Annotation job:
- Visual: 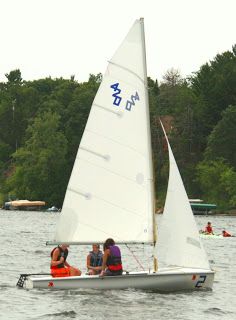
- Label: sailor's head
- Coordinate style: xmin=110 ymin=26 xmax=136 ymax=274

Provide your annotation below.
xmin=92 ymin=243 xmax=100 ymax=251
xmin=103 ymin=238 xmax=115 ymax=250
xmin=207 ymin=222 xmax=211 ymax=225
xmin=60 ymin=244 xmax=69 ymax=250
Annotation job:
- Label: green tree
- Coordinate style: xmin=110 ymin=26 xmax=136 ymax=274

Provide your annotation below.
xmin=204 ymin=105 xmax=236 ymax=168
xmin=190 ymin=46 xmax=236 ymax=143
xmin=196 ymin=159 xmax=236 ymax=208
xmin=5 ymin=111 xmax=68 ymax=207
xmin=157 ymin=70 xmax=201 ymax=197
xmin=5 ymin=69 xmax=22 ymax=84
xmin=64 ymin=74 xmax=101 ymax=167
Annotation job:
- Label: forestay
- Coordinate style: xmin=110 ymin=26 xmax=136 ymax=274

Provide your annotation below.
xmin=53 ymin=19 xmax=155 ymax=244
xmin=156 ymin=122 xmax=210 ymax=270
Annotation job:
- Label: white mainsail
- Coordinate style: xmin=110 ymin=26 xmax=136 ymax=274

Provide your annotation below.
xmin=157 ymin=121 xmax=210 ymax=270
xmin=53 ymin=19 xmax=155 ymax=244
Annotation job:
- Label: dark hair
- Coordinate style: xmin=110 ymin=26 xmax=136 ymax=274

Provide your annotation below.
xmin=103 ymin=238 xmax=115 ymax=251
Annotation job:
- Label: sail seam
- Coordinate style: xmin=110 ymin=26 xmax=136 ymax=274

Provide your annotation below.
xmin=109 ymin=61 xmax=145 ymax=85
xmin=67 ymin=184 xmax=146 ymax=219
xmin=84 ymin=128 xmax=146 ymax=158
xmin=76 ymin=155 xmax=147 ymax=189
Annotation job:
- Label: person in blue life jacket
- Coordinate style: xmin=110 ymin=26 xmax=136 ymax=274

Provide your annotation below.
xmin=87 ymin=244 xmax=103 ymax=275
xmin=100 ymin=238 xmax=123 ymax=276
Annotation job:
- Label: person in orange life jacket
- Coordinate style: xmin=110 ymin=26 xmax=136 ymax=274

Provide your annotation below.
xmin=100 ymin=238 xmax=123 ymax=276
xmin=222 ymin=230 xmax=232 ymax=237
xmin=87 ymin=244 xmax=103 ymax=275
xmin=50 ymin=244 xmax=81 ymax=277
xmin=205 ymin=222 xmax=214 ymax=234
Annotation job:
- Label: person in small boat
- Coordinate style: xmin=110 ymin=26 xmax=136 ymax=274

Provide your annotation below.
xmin=222 ymin=230 xmax=232 ymax=237
xmin=50 ymin=244 xmax=81 ymax=277
xmin=100 ymin=238 xmax=123 ymax=276
xmin=205 ymin=222 xmax=214 ymax=234
xmin=87 ymin=244 xmax=103 ymax=275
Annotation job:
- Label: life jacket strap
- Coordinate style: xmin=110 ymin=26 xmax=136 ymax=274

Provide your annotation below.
xmin=108 ymin=264 xmax=122 ymax=271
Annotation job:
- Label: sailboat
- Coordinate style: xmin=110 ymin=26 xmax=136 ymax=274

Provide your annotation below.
xmin=18 ymin=18 xmax=214 ymax=291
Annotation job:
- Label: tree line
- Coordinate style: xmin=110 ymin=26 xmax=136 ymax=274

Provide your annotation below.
xmin=0 ymin=45 xmax=235 ymax=210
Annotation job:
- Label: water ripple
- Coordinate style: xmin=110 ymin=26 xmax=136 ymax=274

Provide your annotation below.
xmin=41 ymin=310 xmax=77 ymax=318
xmin=0 ymin=212 xmax=236 ymax=320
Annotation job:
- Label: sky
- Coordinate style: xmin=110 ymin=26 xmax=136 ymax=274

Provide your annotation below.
xmin=0 ymin=0 xmax=235 ymax=83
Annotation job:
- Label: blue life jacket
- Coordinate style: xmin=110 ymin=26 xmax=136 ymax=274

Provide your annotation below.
xmin=89 ymin=250 xmax=103 ymax=267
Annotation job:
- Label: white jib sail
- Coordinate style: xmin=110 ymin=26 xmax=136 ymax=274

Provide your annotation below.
xmin=156 ymin=121 xmax=210 ymax=270
xmin=53 ymin=19 xmax=155 ymax=244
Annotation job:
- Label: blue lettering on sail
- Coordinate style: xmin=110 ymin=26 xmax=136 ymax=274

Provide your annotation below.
xmin=125 ymin=92 xmax=140 ymax=111
xmin=110 ymin=83 xmax=122 ymax=106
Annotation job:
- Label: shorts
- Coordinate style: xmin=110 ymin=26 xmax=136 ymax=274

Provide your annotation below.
xmin=104 ymin=269 xmax=123 ymax=276
xmin=51 ymin=267 xmax=70 ymax=277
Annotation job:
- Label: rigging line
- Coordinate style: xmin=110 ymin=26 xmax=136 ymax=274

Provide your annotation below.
xmin=125 ymin=243 xmax=145 ymax=271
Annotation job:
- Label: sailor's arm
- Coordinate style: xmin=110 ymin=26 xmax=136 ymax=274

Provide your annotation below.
xmin=51 ymin=248 xmax=64 ymax=267
xmin=100 ymin=249 xmax=109 ymax=275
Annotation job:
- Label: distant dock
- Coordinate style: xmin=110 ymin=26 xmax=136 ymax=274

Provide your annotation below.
xmin=3 ymin=200 xmax=45 ymax=211
xmin=189 ymin=199 xmax=217 ymax=215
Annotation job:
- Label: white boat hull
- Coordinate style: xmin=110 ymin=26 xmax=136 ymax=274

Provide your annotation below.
xmin=24 ymin=268 xmax=214 ymax=291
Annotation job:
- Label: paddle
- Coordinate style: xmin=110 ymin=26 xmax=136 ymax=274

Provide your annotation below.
xmin=16 ymin=273 xmax=51 ymax=288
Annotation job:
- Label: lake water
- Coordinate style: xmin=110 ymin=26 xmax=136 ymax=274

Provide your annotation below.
xmin=0 ymin=210 xmax=235 ymax=320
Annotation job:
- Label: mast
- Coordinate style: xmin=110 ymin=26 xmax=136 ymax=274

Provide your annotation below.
xmin=140 ymin=18 xmax=158 ymax=271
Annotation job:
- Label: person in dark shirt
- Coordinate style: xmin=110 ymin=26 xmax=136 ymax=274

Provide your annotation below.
xmin=50 ymin=244 xmax=81 ymax=277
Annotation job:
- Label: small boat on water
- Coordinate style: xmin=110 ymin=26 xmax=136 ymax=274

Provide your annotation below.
xmin=4 ymin=200 xmax=45 ymax=211
xmin=46 ymin=206 xmax=59 ymax=212
xmin=199 ymin=232 xmax=234 ymax=239
xmin=17 ymin=18 xmax=214 ymax=292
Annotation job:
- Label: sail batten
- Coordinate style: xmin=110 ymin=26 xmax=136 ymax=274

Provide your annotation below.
xmin=53 ymin=19 xmax=154 ymax=244
xmin=84 ymin=128 xmax=147 ymax=157
xmin=80 ymin=146 xmax=109 ymax=160
xmin=66 ymin=186 xmax=146 ymax=218
xmin=75 ymin=156 xmax=148 ymax=188
xmin=93 ymin=103 xmax=123 ymax=116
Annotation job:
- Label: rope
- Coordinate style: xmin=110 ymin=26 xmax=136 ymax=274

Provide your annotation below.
xmin=125 ymin=244 xmax=145 ymax=271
